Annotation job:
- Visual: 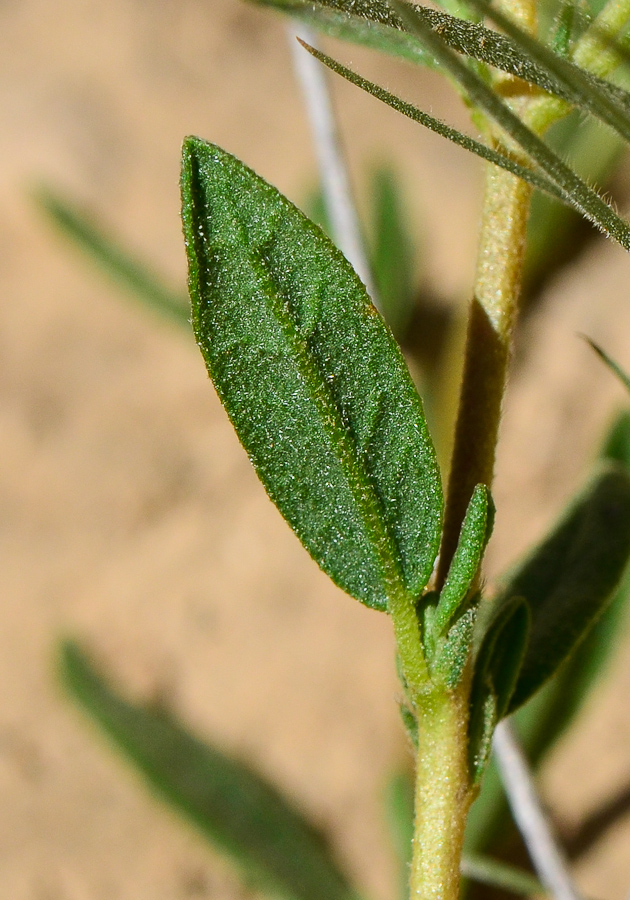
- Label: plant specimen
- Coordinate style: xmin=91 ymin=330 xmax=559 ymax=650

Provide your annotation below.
xmin=38 ymin=0 xmax=630 ymax=898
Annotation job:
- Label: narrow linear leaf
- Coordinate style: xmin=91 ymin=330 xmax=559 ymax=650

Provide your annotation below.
xmin=257 ymin=0 xmax=438 ymax=68
xmin=602 ymin=408 xmax=630 ymax=462
xmin=34 ymin=186 xmax=190 ymax=326
xmin=480 ymin=599 xmax=530 ymax=722
xmin=302 ymin=44 xmax=569 ymax=204
xmin=512 ymin=413 xmax=630 ymax=749
xmin=60 ymin=642 xmax=358 ymax=900
xmin=584 ymin=336 xmax=630 ymax=393
xmin=250 ymin=0 xmax=399 ymax=28
xmin=434 ymin=606 xmax=477 ymax=687
xmin=391 ymin=0 xmax=630 ymax=252
xmin=466 ymin=411 xmax=630 ymax=855
xmin=551 ymin=0 xmax=580 ymax=57
xmin=466 ymin=579 xmax=630 ymax=852
xmin=256 ymin=0 xmax=630 ymax=112
xmin=461 ymin=852 xmax=547 ymax=896
xmin=462 ymin=0 xmax=630 ymax=144
xmin=525 ymin=113 xmax=625 ymax=292
xmin=181 ymin=138 xmax=442 ymax=611
xmin=434 ymin=484 xmax=494 ymax=635
xmin=497 ymin=463 xmax=630 ymax=713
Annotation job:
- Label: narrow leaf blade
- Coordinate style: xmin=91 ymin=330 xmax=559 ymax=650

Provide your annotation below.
xmin=384 ymin=770 xmax=414 ymax=900
xmin=255 ymin=0 xmax=630 ymax=114
xmin=370 ymin=165 xmax=417 ymax=338
xmin=34 ymin=186 xmax=190 ymax=326
xmin=181 ymin=138 xmax=442 ymax=610
xmin=60 ymin=642 xmax=357 ymax=900
xmin=462 ymin=0 xmax=630 ymax=146
xmin=303 ymin=44 xmax=569 ymax=204
xmin=434 ymin=484 xmax=494 ymax=634
xmin=260 ymin=0 xmax=438 ymax=68
xmin=461 ymin=853 xmax=547 ymax=896
xmin=466 ymin=411 xmax=630 ymax=855
xmin=391 ymin=0 xmax=630 ymax=253
xmin=500 ymin=463 xmax=630 ymax=712
xmin=585 ymin=337 xmax=630 ymax=393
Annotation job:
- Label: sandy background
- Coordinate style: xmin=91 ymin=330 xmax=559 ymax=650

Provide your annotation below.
xmin=2 ymin=1 xmax=630 ymax=898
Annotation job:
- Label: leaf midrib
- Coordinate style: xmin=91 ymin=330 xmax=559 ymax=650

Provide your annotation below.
xmin=250 ymin=244 xmax=414 ymax=611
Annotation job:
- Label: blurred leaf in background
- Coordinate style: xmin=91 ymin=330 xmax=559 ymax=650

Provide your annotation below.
xmin=465 ymin=409 xmax=630 ymax=868
xmin=34 ymin=186 xmax=189 ymax=327
xmin=60 ymin=642 xmax=361 ymax=900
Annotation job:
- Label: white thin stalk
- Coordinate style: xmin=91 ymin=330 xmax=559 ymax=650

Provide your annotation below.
xmin=287 ymin=23 xmax=380 ymax=309
xmin=493 ymin=720 xmax=583 ymax=900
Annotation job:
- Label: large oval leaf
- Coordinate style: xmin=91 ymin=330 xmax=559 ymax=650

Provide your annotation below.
xmin=181 ymin=138 xmax=442 ymax=610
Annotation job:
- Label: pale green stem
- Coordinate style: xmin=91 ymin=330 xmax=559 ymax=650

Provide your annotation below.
xmin=411 ymin=0 xmax=630 ymax=894
xmin=436 ymin=0 xmax=538 ymax=584
xmin=410 ymin=686 xmax=476 ymax=900
xmin=438 ymin=165 xmax=532 ymax=585
xmin=572 ymin=0 xmax=630 ymax=77
xmin=388 ymin=588 xmax=431 ymax=694
xmin=525 ymin=0 xmax=630 ymax=135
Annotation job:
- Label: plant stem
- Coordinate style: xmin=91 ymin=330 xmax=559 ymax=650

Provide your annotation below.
xmin=438 ymin=164 xmax=532 ymax=584
xmin=436 ymin=0 xmax=538 ymax=587
xmin=410 ymin=686 xmax=475 ymax=900
xmin=572 ymin=0 xmax=630 ymax=78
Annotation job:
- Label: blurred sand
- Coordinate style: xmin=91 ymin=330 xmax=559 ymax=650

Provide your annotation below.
xmin=2 ymin=1 xmax=630 ymax=898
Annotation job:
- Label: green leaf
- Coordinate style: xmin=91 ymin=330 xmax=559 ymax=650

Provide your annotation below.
xmin=496 ymin=463 xmax=630 ymax=713
xmin=469 ymin=597 xmax=530 ymax=781
xmin=461 ymin=852 xmax=547 ymax=897
xmin=261 ymin=0 xmax=438 ymax=68
xmin=434 ymin=606 xmax=477 ymax=688
xmin=551 ymin=0 xmax=581 ymax=56
xmin=602 ymin=408 xmax=630 ymax=463
xmin=306 ymin=165 xmax=418 ymax=338
xmin=584 ymin=337 xmax=630 ymax=393
xmin=462 ymin=0 xmax=630 ymax=145
xmin=302 ymin=44 xmax=570 ymax=204
xmin=433 ymin=484 xmax=494 ymax=636
xmin=525 ymin=113 xmax=625 ymax=293
xmin=34 ymin=186 xmax=190 ymax=327
xmin=390 ymin=0 xmax=630 ymax=253
xmin=369 ymin=165 xmax=417 ymax=338
xmin=60 ymin=642 xmax=359 ymax=900
xmin=465 ymin=411 xmax=630 ymax=855
xmin=262 ymin=0 xmax=630 ymax=118
xmin=181 ymin=138 xmax=442 ymax=611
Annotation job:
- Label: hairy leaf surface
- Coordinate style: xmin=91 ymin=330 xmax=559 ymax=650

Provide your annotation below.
xmin=181 ymin=138 xmax=442 ymax=610
xmin=434 ymin=484 xmax=494 ymax=636
xmin=303 ymin=44 xmax=568 ymax=204
xmin=391 ymin=0 xmax=630 ymax=252
xmin=256 ymin=0 xmax=630 ymax=118
xmin=61 ymin=643 xmax=357 ymax=900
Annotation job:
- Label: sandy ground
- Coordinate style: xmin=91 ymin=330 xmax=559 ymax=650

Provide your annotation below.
xmin=2 ymin=1 xmax=630 ymax=898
